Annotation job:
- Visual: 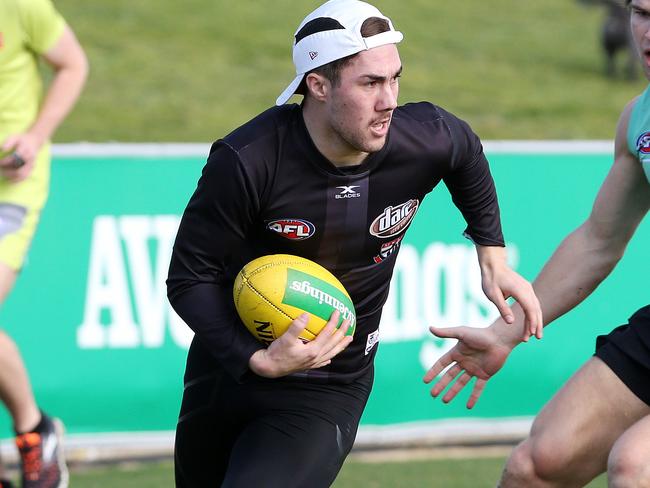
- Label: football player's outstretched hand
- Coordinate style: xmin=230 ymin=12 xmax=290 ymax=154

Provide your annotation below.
xmin=423 ymin=324 xmax=513 ymax=409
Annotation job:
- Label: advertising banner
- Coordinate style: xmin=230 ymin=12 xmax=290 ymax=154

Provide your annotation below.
xmin=0 ymin=143 xmax=646 ymax=439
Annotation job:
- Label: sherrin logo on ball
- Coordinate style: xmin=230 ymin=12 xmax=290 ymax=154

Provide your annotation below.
xmin=233 ymin=254 xmax=356 ymax=345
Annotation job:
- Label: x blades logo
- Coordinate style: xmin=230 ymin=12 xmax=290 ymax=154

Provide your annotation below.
xmin=266 ymin=219 xmax=315 ymax=240
xmin=335 ymin=185 xmax=361 ymax=200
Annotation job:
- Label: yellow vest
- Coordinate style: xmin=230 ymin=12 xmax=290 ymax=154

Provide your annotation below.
xmin=0 ymin=0 xmax=65 ymax=140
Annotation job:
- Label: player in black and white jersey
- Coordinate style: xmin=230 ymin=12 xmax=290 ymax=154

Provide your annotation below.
xmin=167 ymin=1 xmax=542 ymax=486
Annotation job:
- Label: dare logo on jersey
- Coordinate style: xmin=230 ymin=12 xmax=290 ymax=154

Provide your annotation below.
xmin=266 ymin=219 xmax=315 ymax=240
xmin=636 ymin=132 xmax=650 ymax=154
xmin=369 ymin=199 xmax=419 ymax=238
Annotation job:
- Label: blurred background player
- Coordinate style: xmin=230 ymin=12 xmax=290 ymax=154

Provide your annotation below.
xmin=424 ymin=0 xmax=650 ymax=486
xmin=0 ymin=0 xmax=87 ymax=487
xmin=580 ymin=0 xmax=639 ymax=79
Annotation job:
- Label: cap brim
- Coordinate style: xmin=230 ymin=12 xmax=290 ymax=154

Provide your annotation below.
xmin=276 ymin=74 xmax=304 ymax=106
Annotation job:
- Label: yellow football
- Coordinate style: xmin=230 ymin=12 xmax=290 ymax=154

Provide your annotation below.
xmin=233 ymin=254 xmax=356 ymax=345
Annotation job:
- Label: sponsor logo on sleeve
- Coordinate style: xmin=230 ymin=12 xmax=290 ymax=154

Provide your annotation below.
xmin=266 ymin=219 xmax=315 ymax=240
xmin=637 ymin=132 xmax=650 ymax=154
xmin=635 ymin=133 xmax=650 ymax=182
xmin=369 ymin=199 xmax=419 ymax=238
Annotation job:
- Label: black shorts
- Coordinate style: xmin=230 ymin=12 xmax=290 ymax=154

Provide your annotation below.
xmin=595 ymin=304 xmax=650 ymax=406
xmin=175 ymin=342 xmax=374 ymax=488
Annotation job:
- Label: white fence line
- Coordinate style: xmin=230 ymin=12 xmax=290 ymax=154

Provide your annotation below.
xmin=51 ymin=141 xmax=614 ymax=158
xmin=0 ymin=416 xmax=533 ymax=465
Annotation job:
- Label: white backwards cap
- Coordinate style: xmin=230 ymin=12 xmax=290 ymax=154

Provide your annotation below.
xmin=276 ymin=0 xmax=403 ymax=105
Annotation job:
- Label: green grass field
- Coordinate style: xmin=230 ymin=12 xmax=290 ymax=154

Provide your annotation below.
xmin=66 ymin=455 xmax=608 ymax=488
xmin=53 ymin=0 xmax=646 ymax=142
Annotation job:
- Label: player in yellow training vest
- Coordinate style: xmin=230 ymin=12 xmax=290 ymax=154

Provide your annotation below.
xmin=0 ymin=0 xmax=87 ymax=487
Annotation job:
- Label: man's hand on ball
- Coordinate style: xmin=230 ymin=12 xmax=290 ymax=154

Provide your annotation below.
xmin=248 ymin=310 xmax=353 ymax=378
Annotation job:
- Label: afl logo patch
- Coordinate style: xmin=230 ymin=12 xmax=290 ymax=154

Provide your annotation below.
xmin=369 ymin=199 xmax=419 ymax=238
xmin=266 ymin=219 xmax=315 ymax=240
xmin=636 ymin=132 xmax=650 ymax=154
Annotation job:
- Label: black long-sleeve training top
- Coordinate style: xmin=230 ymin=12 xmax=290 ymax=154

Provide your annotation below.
xmin=167 ymin=101 xmax=504 ymax=384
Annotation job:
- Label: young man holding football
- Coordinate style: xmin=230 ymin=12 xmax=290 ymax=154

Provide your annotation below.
xmin=424 ymin=0 xmax=650 ymax=486
xmin=167 ymin=0 xmax=541 ymax=486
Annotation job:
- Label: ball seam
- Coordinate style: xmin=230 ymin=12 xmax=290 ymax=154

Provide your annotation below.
xmin=244 ymin=279 xmax=294 ymax=323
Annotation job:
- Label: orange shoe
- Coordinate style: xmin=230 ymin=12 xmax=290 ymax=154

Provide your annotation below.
xmin=15 ymin=415 xmax=68 ymax=488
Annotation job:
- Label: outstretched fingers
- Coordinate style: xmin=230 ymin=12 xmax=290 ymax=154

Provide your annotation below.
xmin=429 ymin=325 xmax=465 ymax=340
xmin=442 ymin=372 xmax=473 ymax=403
xmin=466 ymin=379 xmax=487 ymax=409
xmin=423 ymin=350 xmax=454 ymax=383
xmin=429 ymin=363 xmax=463 ymax=398
xmin=441 ymin=374 xmax=485 ymax=408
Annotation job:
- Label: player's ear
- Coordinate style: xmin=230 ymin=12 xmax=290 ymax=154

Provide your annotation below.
xmin=304 ymin=72 xmax=329 ymax=102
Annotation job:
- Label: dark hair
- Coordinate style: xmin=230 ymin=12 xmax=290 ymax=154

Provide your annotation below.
xmin=297 ymin=17 xmax=392 ymax=96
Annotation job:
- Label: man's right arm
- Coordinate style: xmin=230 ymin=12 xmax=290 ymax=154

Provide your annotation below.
xmin=494 ymin=97 xmax=650 ymax=342
xmin=167 ymin=143 xmax=266 ymax=381
xmin=424 ymin=98 xmax=650 ymax=406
